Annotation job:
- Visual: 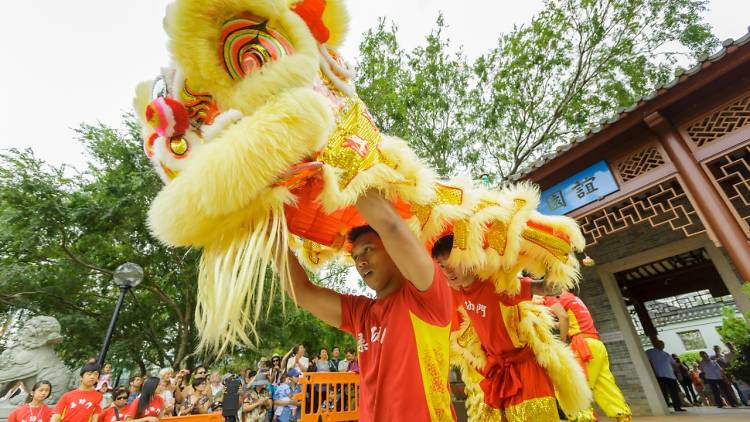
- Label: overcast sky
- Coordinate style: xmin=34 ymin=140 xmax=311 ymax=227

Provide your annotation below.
xmin=1 ymin=0 xmax=746 ymax=170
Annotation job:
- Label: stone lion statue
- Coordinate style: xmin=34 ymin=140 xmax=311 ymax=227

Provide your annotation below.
xmin=0 ymin=316 xmax=75 ymax=405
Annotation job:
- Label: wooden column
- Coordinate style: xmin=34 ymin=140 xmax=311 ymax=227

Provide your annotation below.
xmin=645 ymin=112 xmax=750 ymax=283
xmin=631 ymin=298 xmax=659 ymax=344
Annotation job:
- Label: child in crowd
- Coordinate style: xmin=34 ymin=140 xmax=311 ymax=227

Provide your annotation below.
xmin=7 ymin=381 xmax=53 ymax=422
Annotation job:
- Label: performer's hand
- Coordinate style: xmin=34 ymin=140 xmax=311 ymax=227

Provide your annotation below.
xmin=541 ymin=280 xmax=563 ymax=296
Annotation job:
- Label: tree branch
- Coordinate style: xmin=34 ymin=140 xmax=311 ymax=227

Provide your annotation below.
xmin=59 ymin=228 xmax=114 ymax=275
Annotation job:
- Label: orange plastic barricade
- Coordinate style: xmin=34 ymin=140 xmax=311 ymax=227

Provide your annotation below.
xmin=162 ymin=413 xmax=223 ymax=422
xmin=294 ymin=372 xmax=360 ymax=422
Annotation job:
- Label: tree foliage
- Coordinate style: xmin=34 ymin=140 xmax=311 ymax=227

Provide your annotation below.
xmin=356 ymin=0 xmax=718 ymax=180
xmin=718 ymin=283 xmax=750 ymax=380
xmin=0 ymin=118 xmax=353 ymax=374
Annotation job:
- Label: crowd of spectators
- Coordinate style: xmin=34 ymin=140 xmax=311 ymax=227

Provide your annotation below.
xmin=2 ymin=343 xmax=359 ymax=422
xmin=646 ymin=339 xmax=748 ymax=410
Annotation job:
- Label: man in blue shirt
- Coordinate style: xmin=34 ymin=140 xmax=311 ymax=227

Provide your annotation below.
xmin=273 ymin=369 xmax=302 ymax=421
xmin=645 ymin=339 xmax=685 ymax=412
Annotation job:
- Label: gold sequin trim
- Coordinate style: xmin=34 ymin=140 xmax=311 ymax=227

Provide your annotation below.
xmin=569 ymin=408 xmax=597 ymax=421
xmin=513 ymin=198 xmax=527 ymax=209
xmin=456 ymin=322 xmax=479 ymax=349
xmin=487 ymin=221 xmax=508 ymax=255
xmin=522 ymin=226 xmax=571 ymax=263
xmin=411 ymin=184 xmax=464 ymax=228
xmin=453 ymin=219 xmax=469 ymax=250
xmin=486 ymin=198 xmax=525 ymax=256
xmin=503 ymin=396 xmax=559 ymax=422
xmin=319 ymin=98 xmax=383 ymax=190
xmin=475 ymin=199 xmax=498 ymax=211
xmin=302 ymin=239 xmax=322 ymax=265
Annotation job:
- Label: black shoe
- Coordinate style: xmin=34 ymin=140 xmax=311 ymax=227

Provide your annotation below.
xmin=675 ymin=408 xmax=687 ymax=412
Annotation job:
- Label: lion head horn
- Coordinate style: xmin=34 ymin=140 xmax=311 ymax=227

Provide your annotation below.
xmin=291 ymin=0 xmax=348 ymax=48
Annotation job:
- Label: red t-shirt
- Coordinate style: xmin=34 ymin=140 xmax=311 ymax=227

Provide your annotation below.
xmin=8 ymin=404 xmax=52 ymax=422
xmin=340 ymin=263 xmax=455 ymax=422
xmin=99 ymin=406 xmax=124 ymax=422
xmin=453 ymin=278 xmax=533 ymax=356
xmin=124 ymin=395 xmax=164 ymax=419
xmin=543 ymin=292 xmax=598 ymax=337
xmin=53 ymin=390 xmax=103 ymax=422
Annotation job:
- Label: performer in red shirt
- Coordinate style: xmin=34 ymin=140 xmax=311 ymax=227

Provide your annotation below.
xmin=7 ymin=381 xmax=53 ymax=422
xmin=283 ymin=190 xmax=455 ymax=421
xmin=51 ymin=364 xmax=103 ymax=422
xmin=544 ymin=290 xmax=632 ymax=422
xmin=124 ymin=377 xmax=164 ymax=422
xmin=432 ymin=235 xmax=561 ymax=420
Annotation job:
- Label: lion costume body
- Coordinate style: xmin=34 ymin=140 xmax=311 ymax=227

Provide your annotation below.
xmin=136 ymin=0 xmax=593 ymax=417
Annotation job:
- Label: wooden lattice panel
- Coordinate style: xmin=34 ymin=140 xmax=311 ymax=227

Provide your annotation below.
xmin=706 ymin=145 xmax=750 ymax=235
xmin=686 ymin=95 xmax=750 ymax=147
xmin=616 ymin=146 xmax=666 ymax=182
xmin=579 ymin=179 xmax=705 ymax=246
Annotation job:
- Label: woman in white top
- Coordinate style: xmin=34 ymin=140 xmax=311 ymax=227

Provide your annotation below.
xmin=285 ymin=344 xmax=309 ymax=374
xmin=157 ymin=368 xmax=177 ymax=415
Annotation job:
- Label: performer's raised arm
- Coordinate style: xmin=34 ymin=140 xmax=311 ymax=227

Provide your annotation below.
xmin=284 ymin=249 xmax=342 ymax=328
xmin=354 ymin=190 xmax=435 ymax=291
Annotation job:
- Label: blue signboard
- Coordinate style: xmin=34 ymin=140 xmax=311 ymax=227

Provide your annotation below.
xmin=538 ymin=160 xmax=619 ymax=215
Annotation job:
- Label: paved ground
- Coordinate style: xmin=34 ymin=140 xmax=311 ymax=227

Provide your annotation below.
xmin=601 ymin=406 xmax=750 ymax=421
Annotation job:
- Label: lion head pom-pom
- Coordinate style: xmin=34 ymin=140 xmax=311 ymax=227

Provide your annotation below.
xmin=146 ymin=96 xmax=190 ymax=138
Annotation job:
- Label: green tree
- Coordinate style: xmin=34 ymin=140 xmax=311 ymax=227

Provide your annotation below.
xmin=356 ymin=0 xmax=717 ymax=180
xmin=0 ymin=118 xmax=354 ymax=373
xmin=716 ymin=305 xmax=749 ymax=345
xmin=356 ymin=16 xmax=477 ymax=178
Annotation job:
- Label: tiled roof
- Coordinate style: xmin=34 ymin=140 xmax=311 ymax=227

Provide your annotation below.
xmin=512 ymin=29 xmax=750 ymax=181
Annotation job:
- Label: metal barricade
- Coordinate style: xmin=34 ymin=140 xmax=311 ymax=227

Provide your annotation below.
xmin=294 ymin=372 xmax=360 ymax=422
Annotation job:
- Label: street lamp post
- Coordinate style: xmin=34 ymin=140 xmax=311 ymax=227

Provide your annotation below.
xmin=97 ymin=263 xmax=143 ymax=368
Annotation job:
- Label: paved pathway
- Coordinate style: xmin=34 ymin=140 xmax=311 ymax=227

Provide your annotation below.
xmin=601 ymin=406 xmax=750 ymax=421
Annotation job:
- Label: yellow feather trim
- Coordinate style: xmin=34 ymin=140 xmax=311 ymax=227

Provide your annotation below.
xmin=288 ymin=236 xmax=343 ymax=271
xmin=517 ymin=301 xmax=592 ymax=416
xmin=316 ymin=134 xmax=438 ymax=214
xmin=148 ymin=88 xmax=334 ymax=247
xmin=449 ymin=309 xmax=501 ymax=421
xmin=195 ymin=201 xmax=290 ymax=355
xmin=133 ymin=80 xmax=152 ymax=133
xmin=166 ymin=0 xmax=320 ymax=115
xmin=321 ymin=0 xmax=349 ymax=48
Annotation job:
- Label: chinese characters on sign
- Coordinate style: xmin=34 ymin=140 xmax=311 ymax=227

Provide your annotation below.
xmin=545 ymin=190 xmax=566 ymax=211
xmin=538 ymin=161 xmax=619 ymax=216
xmin=573 ymin=176 xmax=598 ymax=198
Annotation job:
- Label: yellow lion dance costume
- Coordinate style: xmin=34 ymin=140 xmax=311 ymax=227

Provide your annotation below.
xmin=135 ymin=0 xmax=593 ymax=418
